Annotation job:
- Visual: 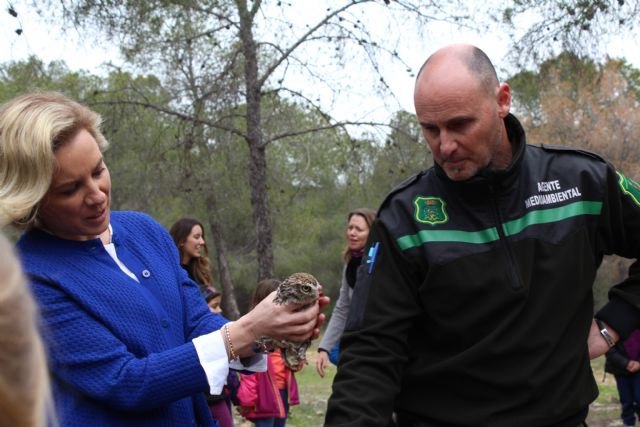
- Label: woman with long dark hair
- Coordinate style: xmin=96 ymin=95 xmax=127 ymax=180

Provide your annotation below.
xmin=169 ymin=217 xmax=213 ymax=293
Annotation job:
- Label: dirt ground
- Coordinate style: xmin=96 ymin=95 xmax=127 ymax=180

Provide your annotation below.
xmin=586 ymin=402 xmax=625 ymax=427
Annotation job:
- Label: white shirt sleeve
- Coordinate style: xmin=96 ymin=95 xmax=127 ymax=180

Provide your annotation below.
xmin=192 ymin=325 xmax=267 ymax=394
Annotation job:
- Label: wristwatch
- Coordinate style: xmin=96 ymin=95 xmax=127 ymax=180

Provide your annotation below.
xmin=594 ymin=318 xmax=616 ymax=348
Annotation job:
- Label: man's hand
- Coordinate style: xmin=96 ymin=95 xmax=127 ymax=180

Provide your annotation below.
xmin=588 ymin=319 xmax=619 ymax=359
xmin=627 ymin=360 xmax=640 ymax=373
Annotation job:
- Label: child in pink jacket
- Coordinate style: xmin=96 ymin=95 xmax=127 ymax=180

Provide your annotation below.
xmin=237 ymin=279 xmax=301 ymax=427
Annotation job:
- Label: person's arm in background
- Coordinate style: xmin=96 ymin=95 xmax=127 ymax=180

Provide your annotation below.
xmin=316 ymin=268 xmax=351 ymax=377
xmin=592 ymin=166 xmax=640 ymax=358
xmin=606 ymin=344 xmax=630 ymax=372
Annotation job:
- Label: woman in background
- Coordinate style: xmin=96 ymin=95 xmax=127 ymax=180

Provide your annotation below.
xmin=171 ymin=217 xmax=238 ymax=427
xmin=170 ymin=217 xmax=214 ymax=294
xmin=316 ymin=208 xmax=376 ymax=377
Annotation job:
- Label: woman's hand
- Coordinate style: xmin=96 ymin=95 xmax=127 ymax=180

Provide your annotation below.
xmin=227 ymin=289 xmax=330 ymax=358
xmin=249 ymin=290 xmax=320 ymax=341
xmin=314 ymin=286 xmax=330 ymax=340
xmin=316 ymin=349 xmax=330 ymax=378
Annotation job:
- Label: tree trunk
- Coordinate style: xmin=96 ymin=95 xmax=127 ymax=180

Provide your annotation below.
xmin=247 ymin=142 xmax=274 ymax=280
xmin=205 ymin=192 xmax=242 ymax=320
xmin=238 ymin=0 xmax=275 ymax=279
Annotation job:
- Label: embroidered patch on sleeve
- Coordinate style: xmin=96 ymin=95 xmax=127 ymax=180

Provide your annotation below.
xmin=414 ymin=196 xmax=448 ymax=225
xmin=618 ymin=172 xmax=640 ymax=207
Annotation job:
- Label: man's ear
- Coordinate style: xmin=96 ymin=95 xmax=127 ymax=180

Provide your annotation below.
xmin=496 ymin=83 xmax=511 ymax=118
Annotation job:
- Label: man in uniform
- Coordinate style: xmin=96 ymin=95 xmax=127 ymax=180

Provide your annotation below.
xmin=324 ymin=44 xmax=640 ymax=427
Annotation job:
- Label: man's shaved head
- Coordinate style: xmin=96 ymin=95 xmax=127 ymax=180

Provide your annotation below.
xmin=416 ymin=44 xmax=499 ymax=96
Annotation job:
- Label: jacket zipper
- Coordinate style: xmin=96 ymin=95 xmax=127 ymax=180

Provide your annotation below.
xmin=489 ymin=183 xmax=523 ymax=290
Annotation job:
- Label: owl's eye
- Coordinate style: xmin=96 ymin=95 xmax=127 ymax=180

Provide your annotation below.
xmin=302 ymin=285 xmax=312 ymax=293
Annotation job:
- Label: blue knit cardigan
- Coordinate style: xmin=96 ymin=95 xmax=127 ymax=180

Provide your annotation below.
xmin=17 ymin=211 xmax=227 ymax=426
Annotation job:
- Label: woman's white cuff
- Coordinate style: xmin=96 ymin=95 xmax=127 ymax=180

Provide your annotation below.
xmin=193 ymin=330 xmax=229 ymax=394
xmin=193 ymin=325 xmax=268 ymax=394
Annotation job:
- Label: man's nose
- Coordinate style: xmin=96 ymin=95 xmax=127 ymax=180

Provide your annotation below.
xmin=439 ymin=131 xmax=457 ymax=157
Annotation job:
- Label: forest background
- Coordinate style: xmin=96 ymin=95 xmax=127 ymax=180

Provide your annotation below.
xmin=2 ymin=0 xmax=640 ymax=319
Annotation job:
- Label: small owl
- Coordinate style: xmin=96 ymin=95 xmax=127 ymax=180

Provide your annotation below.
xmin=260 ymin=272 xmax=320 ymax=370
xmin=273 ymin=272 xmax=319 ymax=307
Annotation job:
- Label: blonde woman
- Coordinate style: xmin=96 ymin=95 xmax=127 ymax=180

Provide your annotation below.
xmin=0 ymin=231 xmax=54 ymax=427
xmin=0 ymin=91 xmax=328 ymax=427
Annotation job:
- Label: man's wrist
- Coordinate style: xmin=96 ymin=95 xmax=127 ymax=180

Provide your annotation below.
xmin=318 ymin=348 xmax=329 ymax=354
xmin=595 ymin=318 xmax=617 ymax=348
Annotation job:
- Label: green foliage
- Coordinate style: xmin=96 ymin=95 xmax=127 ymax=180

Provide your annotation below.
xmin=369 ymin=110 xmax=432 ymax=202
xmin=0 ymin=56 xmax=100 ymax=100
xmin=618 ymin=58 xmax=640 ymax=100
xmin=92 ymin=73 xmax=182 ymax=216
xmin=508 ymin=51 xmax=599 ymax=120
xmin=507 ymin=69 xmax=541 ymax=119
